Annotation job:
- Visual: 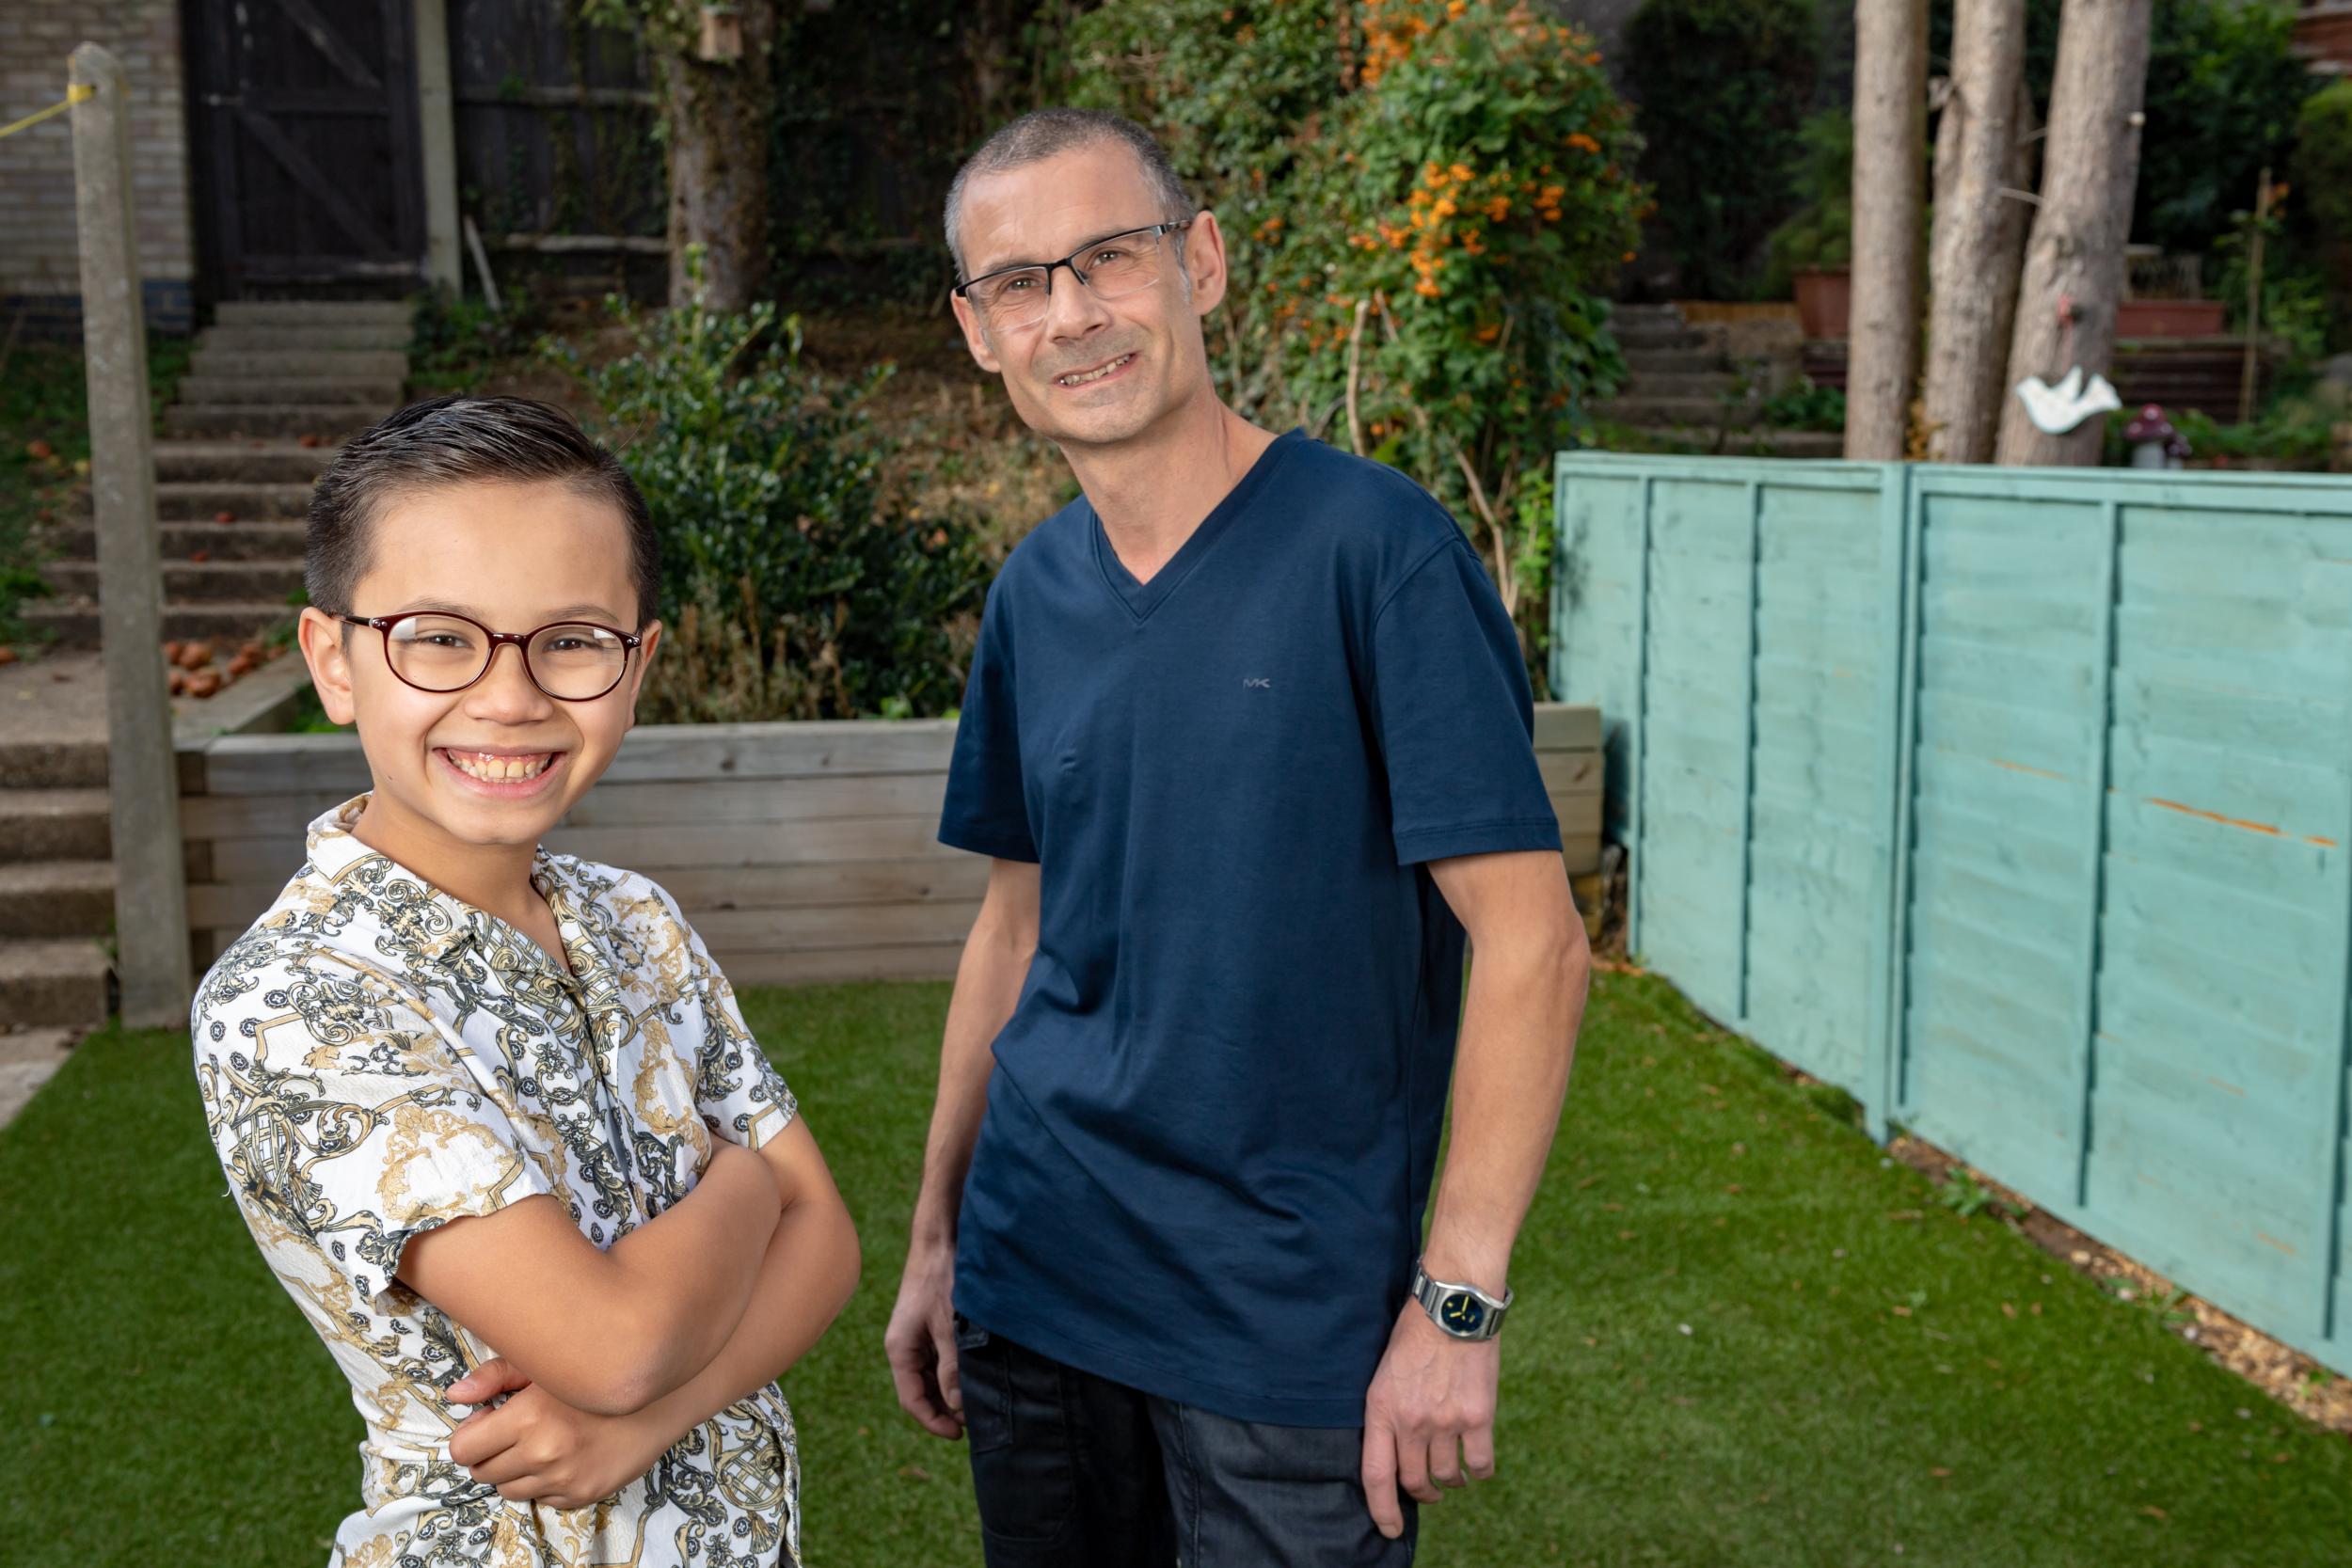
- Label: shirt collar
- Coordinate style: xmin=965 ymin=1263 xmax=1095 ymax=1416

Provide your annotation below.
xmin=302 ymin=793 xmax=572 ymax=971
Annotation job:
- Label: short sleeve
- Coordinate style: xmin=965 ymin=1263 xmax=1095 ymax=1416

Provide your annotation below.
xmin=939 ymin=579 xmax=1040 ymax=862
xmin=638 ymin=879 xmax=799 ymax=1149
xmin=191 ymin=954 xmax=558 ymax=1315
xmin=1368 ymin=538 xmax=1564 ymax=864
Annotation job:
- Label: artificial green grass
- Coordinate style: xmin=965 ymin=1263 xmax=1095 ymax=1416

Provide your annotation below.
xmin=4 ymin=974 xmax=2348 ymax=1565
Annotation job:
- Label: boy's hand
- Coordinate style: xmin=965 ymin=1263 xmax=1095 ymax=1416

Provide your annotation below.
xmin=448 ymin=1357 xmax=673 ymax=1509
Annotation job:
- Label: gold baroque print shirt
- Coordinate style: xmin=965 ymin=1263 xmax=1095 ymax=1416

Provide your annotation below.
xmin=192 ymin=795 xmax=802 ymax=1568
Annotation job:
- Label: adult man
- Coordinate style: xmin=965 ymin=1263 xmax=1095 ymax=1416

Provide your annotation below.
xmin=882 ymin=108 xmax=1590 ymax=1565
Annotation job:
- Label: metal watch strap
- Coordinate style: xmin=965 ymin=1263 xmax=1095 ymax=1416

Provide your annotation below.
xmin=1410 ymin=1258 xmax=1514 ymax=1341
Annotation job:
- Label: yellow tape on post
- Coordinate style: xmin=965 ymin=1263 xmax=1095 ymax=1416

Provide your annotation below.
xmin=0 ymin=81 xmax=94 ymax=142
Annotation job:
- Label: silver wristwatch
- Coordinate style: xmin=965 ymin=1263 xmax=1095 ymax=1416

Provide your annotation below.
xmin=1410 ymin=1258 xmax=1513 ymax=1341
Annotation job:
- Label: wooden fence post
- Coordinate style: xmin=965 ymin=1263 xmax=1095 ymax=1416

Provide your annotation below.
xmin=71 ymin=42 xmax=192 ymax=1028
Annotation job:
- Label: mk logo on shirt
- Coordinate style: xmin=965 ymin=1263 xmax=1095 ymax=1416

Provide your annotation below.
xmin=1242 ymin=676 xmax=1274 ymax=689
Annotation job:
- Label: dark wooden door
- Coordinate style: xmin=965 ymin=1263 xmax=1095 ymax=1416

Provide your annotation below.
xmin=187 ymin=0 xmax=426 ymax=296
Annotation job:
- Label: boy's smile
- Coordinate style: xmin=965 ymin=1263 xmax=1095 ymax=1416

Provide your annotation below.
xmin=295 ymin=476 xmax=660 ymax=923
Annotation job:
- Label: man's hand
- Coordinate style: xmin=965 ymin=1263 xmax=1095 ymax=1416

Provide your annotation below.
xmin=446 ymin=1357 xmax=673 ymax=1510
xmin=1359 ymin=1300 xmax=1502 ymax=1540
xmin=883 ymin=1241 xmax=965 ymax=1438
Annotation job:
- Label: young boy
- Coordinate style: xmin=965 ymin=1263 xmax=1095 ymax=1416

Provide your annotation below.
xmin=191 ymin=395 xmax=859 ymax=1567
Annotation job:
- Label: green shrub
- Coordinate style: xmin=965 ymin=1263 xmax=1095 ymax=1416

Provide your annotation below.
xmin=1763 ymin=107 xmax=1852 ymax=298
xmin=2136 ymin=0 xmax=2317 ymax=263
xmin=1625 ymin=0 xmax=1817 ymax=300
xmin=1070 ymin=0 xmax=1645 ymax=684
xmin=548 ymin=259 xmax=991 ymax=722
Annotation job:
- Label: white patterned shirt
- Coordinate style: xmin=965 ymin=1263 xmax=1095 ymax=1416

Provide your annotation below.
xmin=193 ymin=794 xmax=802 ymax=1567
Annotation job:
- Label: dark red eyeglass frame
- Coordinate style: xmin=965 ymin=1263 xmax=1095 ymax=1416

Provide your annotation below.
xmin=338 ymin=611 xmax=645 ymax=703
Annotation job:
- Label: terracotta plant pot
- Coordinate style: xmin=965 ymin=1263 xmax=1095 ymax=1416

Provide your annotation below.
xmin=1794 ymin=269 xmax=1851 ymax=341
xmin=2115 ymin=299 xmax=2226 ymax=338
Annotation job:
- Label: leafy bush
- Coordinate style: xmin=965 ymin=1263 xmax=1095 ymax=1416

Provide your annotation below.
xmin=1763 ymin=108 xmax=1852 ymax=296
xmin=2294 ymin=79 xmax=2352 ymax=349
xmin=548 ymin=261 xmax=991 ymax=722
xmin=2136 ymin=0 xmax=2317 ymax=262
xmin=1625 ymin=0 xmax=1817 ymax=300
xmin=1756 ymin=377 xmax=1846 ymax=433
xmin=1071 ymin=0 xmax=1645 ymax=681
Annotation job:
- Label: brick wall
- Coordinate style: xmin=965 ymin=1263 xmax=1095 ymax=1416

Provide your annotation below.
xmin=0 ymin=0 xmax=195 ymax=337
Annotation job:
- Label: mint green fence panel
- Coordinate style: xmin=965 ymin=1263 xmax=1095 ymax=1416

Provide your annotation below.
xmin=1551 ymin=454 xmax=2352 ymax=1377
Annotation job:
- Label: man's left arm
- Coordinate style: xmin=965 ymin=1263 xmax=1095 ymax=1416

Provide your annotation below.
xmin=1360 ymin=847 xmax=1590 ymax=1541
xmin=443 ymin=1118 xmax=861 ymax=1508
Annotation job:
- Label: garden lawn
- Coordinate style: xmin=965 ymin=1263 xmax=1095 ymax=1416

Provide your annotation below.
xmin=4 ymin=973 xmax=2348 ymax=1566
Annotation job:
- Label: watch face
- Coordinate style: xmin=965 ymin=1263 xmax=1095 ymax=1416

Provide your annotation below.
xmin=1440 ymin=1291 xmax=1486 ymax=1335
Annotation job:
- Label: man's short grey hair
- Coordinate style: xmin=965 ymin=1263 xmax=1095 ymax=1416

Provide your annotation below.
xmin=944 ymin=108 xmax=1194 ymax=279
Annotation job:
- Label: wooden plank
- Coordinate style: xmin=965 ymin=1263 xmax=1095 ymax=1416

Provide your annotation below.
xmin=197 ymin=721 xmax=961 ymax=794
xmin=1735 ymin=482 xmax=1760 ymax=1022
xmin=1532 ymin=704 xmax=1600 ymax=751
xmin=204 ymin=816 xmax=962 ymax=881
xmin=1629 ymin=475 xmax=1655 ymax=956
xmin=691 ymin=899 xmax=983 ymax=951
xmin=711 ymin=942 xmax=963 ymax=988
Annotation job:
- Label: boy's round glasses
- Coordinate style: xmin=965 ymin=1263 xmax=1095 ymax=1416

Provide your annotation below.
xmin=339 ymin=611 xmax=644 ymax=702
xmin=955 ymin=220 xmax=1193 ymax=331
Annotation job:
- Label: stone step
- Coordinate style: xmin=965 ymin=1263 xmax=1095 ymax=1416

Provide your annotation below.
xmin=1743 ymin=429 xmax=1846 ymax=458
xmin=1613 ymin=303 xmax=1688 ymax=325
xmin=0 ymin=860 xmax=113 ymax=940
xmin=155 ymin=441 xmax=338 ymax=484
xmin=1618 ymin=348 xmax=1726 ymax=375
xmin=177 ymin=375 xmax=404 ymax=408
xmin=22 ymin=600 xmax=297 ymax=651
xmin=1624 ymin=371 xmax=1740 ymax=399
xmin=189 ymin=347 xmax=408 ymax=381
xmin=157 ymin=481 xmax=316 ymax=521
xmin=1613 ymin=325 xmax=1708 ymax=353
xmin=44 ymin=559 xmax=306 ymax=604
xmin=163 ymin=404 xmax=376 ymax=441
xmin=0 ymin=789 xmax=111 ymax=863
xmin=199 ymin=324 xmax=411 ymax=354
xmin=51 ymin=519 xmax=307 ymax=562
xmin=1597 ymin=396 xmax=1763 ymax=428
xmin=0 ymin=736 xmax=107 ymax=790
xmin=215 ymin=299 xmax=414 ymax=326
xmin=0 ymin=944 xmax=110 ymax=1029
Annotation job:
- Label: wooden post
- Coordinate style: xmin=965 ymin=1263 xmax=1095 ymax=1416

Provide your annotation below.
xmin=2239 ymin=166 xmax=2271 ymax=425
xmin=1847 ymin=0 xmax=1930 ymax=461
xmin=70 ymin=43 xmax=192 ymax=1028
xmin=412 ymin=0 xmax=463 ymax=293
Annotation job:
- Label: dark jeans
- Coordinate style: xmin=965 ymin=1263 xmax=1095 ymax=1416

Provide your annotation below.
xmin=954 ymin=1316 xmax=1417 ymax=1568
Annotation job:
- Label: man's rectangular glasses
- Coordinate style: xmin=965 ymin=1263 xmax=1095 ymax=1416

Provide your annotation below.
xmin=955 ymin=220 xmax=1193 ymax=331
xmin=340 ymin=611 xmax=644 ymax=702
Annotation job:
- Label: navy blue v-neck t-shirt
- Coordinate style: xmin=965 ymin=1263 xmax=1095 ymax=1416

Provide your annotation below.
xmin=938 ymin=428 xmax=1561 ymax=1426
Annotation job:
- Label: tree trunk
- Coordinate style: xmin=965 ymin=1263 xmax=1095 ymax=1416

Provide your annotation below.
xmin=1922 ymin=0 xmax=2030 ymax=463
xmin=660 ymin=0 xmax=778 ymax=312
xmin=1845 ymin=0 xmax=1929 ymax=461
xmin=1994 ymin=0 xmax=2153 ymax=466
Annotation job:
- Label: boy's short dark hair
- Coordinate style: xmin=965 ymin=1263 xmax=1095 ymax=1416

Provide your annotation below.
xmin=306 ymin=395 xmax=662 ymax=626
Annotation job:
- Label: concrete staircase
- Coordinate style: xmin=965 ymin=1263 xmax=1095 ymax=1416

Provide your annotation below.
xmin=27 ymin=299 xmax=410 ymax=648
xmin=1 ymin=300 xmax=411 ymax=1064
xmin=1598 ymin=302 xmax=1844 ymax=459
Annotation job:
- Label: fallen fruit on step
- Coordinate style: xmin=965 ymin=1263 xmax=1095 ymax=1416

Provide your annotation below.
xmin=239 ymin=641 xmax=263 ymax=660
xmin=164 ymin=640 xmax=184 ymax=662
xmin=215 ymin=509 xmax=236 ymax=523
xmin=167 ymin=668 xmax=186 ymax=694
xmin=190 ymin=549 xmax=211 ymax=563
xmin=298 ymin=434 xmax=322 ymax=448
xmin=185 ymin=670 xmax=222 ymax=698
xmin=0 ymin=646 xmax=15 ymax=666
xmin=179 ymin=640 xmax=215 ymax=670
xmin=24 ymin=439 xmax=52 ymax=460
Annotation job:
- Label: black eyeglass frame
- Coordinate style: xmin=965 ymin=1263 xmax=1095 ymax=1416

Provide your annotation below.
xmin=953 ymin=220 xmax=1196 ymax=322
xmin=338 ymin=610 xmax=646 ymax=703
